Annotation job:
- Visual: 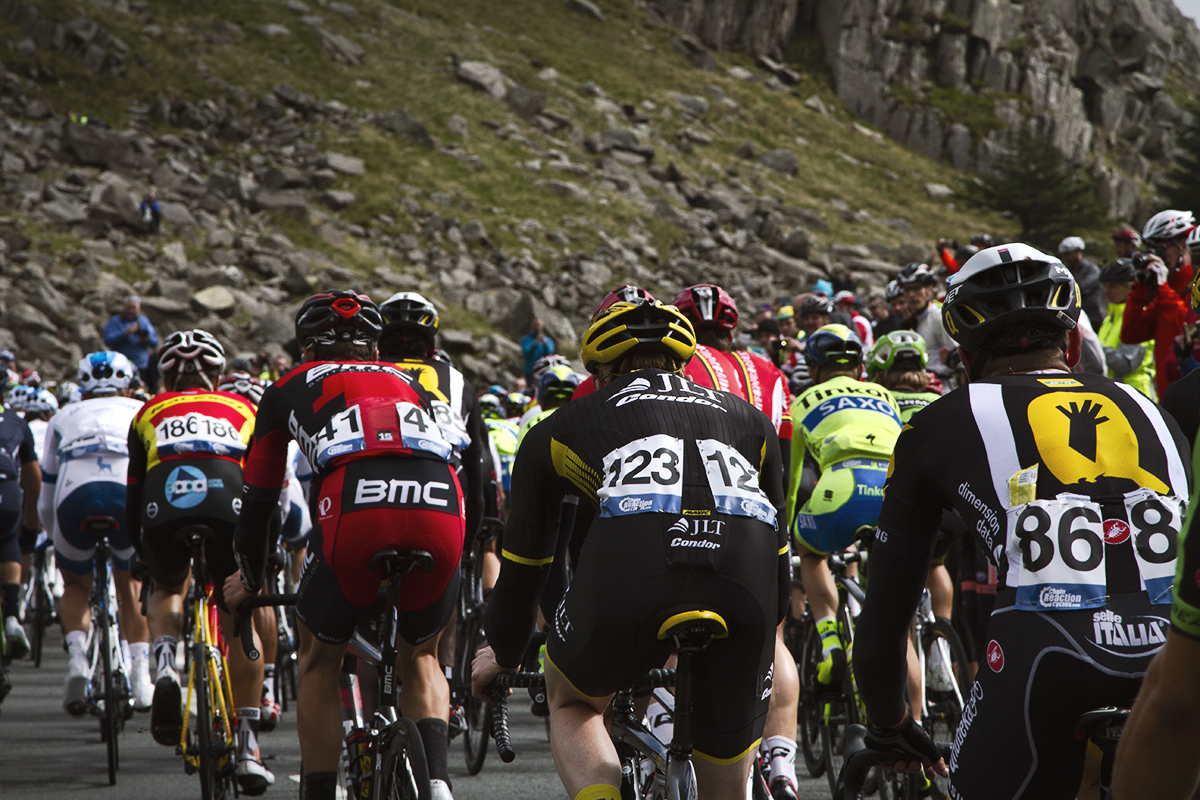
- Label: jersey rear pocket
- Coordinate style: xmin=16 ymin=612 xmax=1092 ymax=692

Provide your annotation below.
xmin=661 ymin=513 xmax=725 ymax=573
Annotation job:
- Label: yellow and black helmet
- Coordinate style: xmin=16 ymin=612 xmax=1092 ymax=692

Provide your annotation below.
xmin=581 ymin=299 xmax=696 ymax=374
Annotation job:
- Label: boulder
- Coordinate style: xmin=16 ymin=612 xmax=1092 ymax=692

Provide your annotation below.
xmin=322 ymin=152 xmax=365 ymax=175
xmin=506 ymin=85 xmax=546 ymax=118
xmin=259 ymin=23 xmax=291 ymax=37
xmin=758 ymin=149 xmax=799 ymax=176
xmin=192 ymin=286 xmax=238 ymax=317
xmin=669 ymin=93 xmax=709 ymax=115
xmin=376 ymin=110 xmax=434 ymax=147
xmin=548 ymin=180 xmax=592 ymax=202
xmin=322 ymin=190 xmax=356 ymax=209
xmin=924 ymin=183 xmax=954 ymax=200
xmin=456 ymin=61 xmax=508 ymax=99
xmin=4 ymin=303 xmax=57 ymax=334
xmin=63 ymin=124 xmax=134 ymax=171
xmin=161 ymin=202 xmax=197 ymax=227
xmin=314 ymin=26 xmax=365 ymax=65
xmin=251 ymin=189 xmax=310 ymax=219
xmin=42 ymin=198 xmax=89 ymax=225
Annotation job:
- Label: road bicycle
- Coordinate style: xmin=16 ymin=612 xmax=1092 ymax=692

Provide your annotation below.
xmin=80 ymin=516 xmax=135 ymax=786
xmin=451 ymin=515 xmax=501 ymax=774
xmin=176 ymin=524 xmax=238 ymax=800
xmin=491 ymin=609 xmax=769 ymax=800
xmin=835 ymin=724 xmax=952 ymax=800
xmin=23 ymin=531 xmax=57 ymax=667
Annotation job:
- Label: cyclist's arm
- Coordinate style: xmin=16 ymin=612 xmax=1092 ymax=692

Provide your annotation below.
xmin=854 ymin=425 xmax=943 ymax=729
xmin=785 ymin=417 xmax=808 ymax=526
xmin=485 ymin=417 xmax=559 ymax=669
xmin=37 ymin=422 xmax=58 ymax=540
xmin=1111 ymin=632 xmax=1200 ymax=798
xmin=234 ymin=388 xmax=290 ymax=592
xmin=125 ymin=421 xmax=147 ymax=555
xmin=17 ymin=418 xmax=39 ymax=531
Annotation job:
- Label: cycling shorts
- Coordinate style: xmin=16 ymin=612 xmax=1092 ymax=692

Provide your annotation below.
xmin=948 ymin=590 xmax=1161 ymax=799
xmin=793 ymin=460 xmax=887 ymax=556
xmin=296 ymin=457 xmax=465 ymax=645
xmin=546 ymin=517 xmax=778 ymax=763
xmin=0 ymin=478 xmax=21 ymax=563
xmin=280 ymin=478 xmax=311 ymax=550
xmin=54 ymin=480 xmax=133 ymax=575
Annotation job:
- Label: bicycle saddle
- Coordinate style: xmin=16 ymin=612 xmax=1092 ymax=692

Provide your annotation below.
xmin=657 ymin=610 xmax=729 ymax=650
xmin=1074 ymin=707 xmax=1129 ymax=742
xmin=369 ymin=549 xmax=435 ymax=576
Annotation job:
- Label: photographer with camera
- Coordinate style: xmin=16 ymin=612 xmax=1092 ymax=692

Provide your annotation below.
xmin=102 ymin=295 xmax=160 ymax=392
xmin=1121 ymin=210 xmax=1196 ymax=399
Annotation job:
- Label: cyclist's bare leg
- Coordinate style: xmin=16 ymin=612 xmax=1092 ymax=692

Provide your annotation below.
xmin=544 ymin=658 xmax=621 ymax=798
xmin=482 ymin=538 xmax=500 ymax=592
xmin=146 ymin=578 xmax=187 ymax=643
xmin=255 ymin=604 xmax=277 ymax=665
xmin=289 ymin=546 xmax=305 ymax=586
xmin=1076 ymin=752 xmax=1100 ymax=800
xmin=296 ymin=622 xmax=347 ymax=772
xmin=692 ymin=752 xmax=754 ymax=800
xmin=397 ymin=626 xmax=449 ymax=722
xmin=218 ymin=607 xmax=265 ymax=708
xmin=765 ymin=624 xmax=798 ymax=734
xmin=114 ymin=569 xmax=149 ymax=643
xmin=790 ymin=585 xmax=805 ymax=619
xmin=906 ymin=635 xmax=922 ymax=723
xmin=798 ymin=551 xmax=837 ymax=621
xmin=60 ymin=571 xmax=91 ymax=634
xmin=926 ymin=564 xmax=953 ymax=620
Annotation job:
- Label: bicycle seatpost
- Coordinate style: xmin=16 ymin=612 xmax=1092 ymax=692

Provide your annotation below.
xmin=671 ymin=650 xmax=696 ymax=760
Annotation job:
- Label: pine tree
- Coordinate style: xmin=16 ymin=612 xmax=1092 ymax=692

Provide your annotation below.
xmin=962 ymin=127 xmax=1105 ymax=249
xmin=1158 ymin=102 xmax=1200 ymax=212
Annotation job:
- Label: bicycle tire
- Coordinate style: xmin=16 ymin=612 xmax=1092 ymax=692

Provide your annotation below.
xmin=798 ymin=620 xmax=826 ymax=778
xmin=821 ymin=599 xmax=860 ymax=796
xmin=460 ymin=613 xmax=491 ymax=774
xmin=380 ymin=716 xmax=432 ymax=800
xmin=195 ymin=639 xmax=217 ymax=800
xmin=921 ymin=618 xmax=971 ymax=743
xmin=101 ymin=599 xmax=118 ymax=786
xmin=29 ymin=578 xmax=45 ymax=667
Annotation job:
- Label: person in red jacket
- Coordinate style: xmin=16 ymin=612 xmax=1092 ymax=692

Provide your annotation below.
xmin=1121 ymin=210 xmax=1196 ymax=398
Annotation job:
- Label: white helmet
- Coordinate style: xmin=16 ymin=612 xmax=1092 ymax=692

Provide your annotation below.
xmin=1057 ymin=236 xmax=1085 ymax=254
xmin=1142 ymin=210 xmax=1196 ymax=243
xmin=77 ymin=351 xmax=135 ymax=397
xmin=156 ymin=329 xmax=226 ymax=389
xmin=1187 ymin=225 xmax=1200 ymax=255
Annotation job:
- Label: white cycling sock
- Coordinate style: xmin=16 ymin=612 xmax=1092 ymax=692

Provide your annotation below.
xmin=763 ymin=735 xmax=798 ymax=787
xmin=237 ymin=707 xmax=260 ymax=758
xmin=154 ymin=636 xmax=177 ymax=678
xmin=65 ymin=629 xmax=87 ymax=653
xmin=121 ymin=639 xmax=131 ymax=668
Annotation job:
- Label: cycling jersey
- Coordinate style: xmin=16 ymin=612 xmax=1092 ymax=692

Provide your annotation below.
xmin=855 ymin=371 xmax=1190 ymax=796
xmin=126 ymin=390 xmax=256 ymax=598
xmin=487 ymin=368 xmax=788 ymax=762
xmin=40 ymin=395 xmax=143 ymax=574
xmin=516 ymin=407 xmax=554 ymax=448
xmin=786 ymin=376 xmax=902 ymax=526
xmin=27 ymin=418 xmax=47 ymax=463
xmin=234 ymin=361 xmax=465 ymax=644
xmin=0 ymin=408 xmax=36 ymax=563
xmin=486 ymin=417 xmax=519 ymax=500
xmin=892 ymin=389 xmax=942 ymax=424
xmin=1173 ymin=435 xmax=1200 ymax=641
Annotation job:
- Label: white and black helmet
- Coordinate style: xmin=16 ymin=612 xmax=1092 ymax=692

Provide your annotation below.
xmin=157 ymin=330 xmax=226 ymax=388
xmin=1142 ymin=210 xmax=1196 ymax=243
xmin=897 ymin=262 xmax=937 ymax=287
xmin=1187 ymin=225 xmax=1200 ymax=255
xmin=942 ymin=243 xmax=1080 ymax=355
xmin=78 ymin=351 xmax=135 ymax=397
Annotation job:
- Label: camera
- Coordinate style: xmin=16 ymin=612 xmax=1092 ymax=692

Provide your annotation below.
xmin=1132 ymin=252 xmax=1155 ymax=287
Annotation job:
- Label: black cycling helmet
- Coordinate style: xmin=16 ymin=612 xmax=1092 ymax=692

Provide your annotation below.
xmin=897 ymin=262 xmax=937 ymax=287
xmin=803 ymin=324 xmax=864 ymax=370
xmin=884 ymin=280 xmax=903 ymax=302
xmin=1099 ymin=258 xmax=1136 ymax=284
xmin=970 ymin=233 xmax=995 ymax=249
xmin=295 ymin=291 xmax=385 ymax=349
xmin=797 ymin=295 xmax=833 ymax=316
xmin=942 ymin=243 xmax=1080 ymax=355
xmin=955 ymin=245 xmax=979 ymax=265
xmin=380 ymin=291 xmax=440 ymax=340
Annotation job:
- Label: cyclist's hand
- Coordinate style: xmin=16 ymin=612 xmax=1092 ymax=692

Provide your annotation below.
xmin=223 ymin=570 xmax=252 ymax=613
xmin=471 ymin=645 xmax=515 ymax=702
xmin=865 ymin=714 xmax=948 ymax=779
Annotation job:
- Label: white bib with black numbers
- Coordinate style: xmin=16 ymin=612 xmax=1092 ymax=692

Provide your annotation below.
xmin=1007 ymin=495 xmax=1107 ymax=610
xmin=696 ymin=439 xmax=776 ymax=526
xmin=598 ymin=434 xmax=684 ymax=517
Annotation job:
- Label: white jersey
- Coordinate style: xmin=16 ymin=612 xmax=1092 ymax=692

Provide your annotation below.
xmin=27 ymin=418 xmax=47 ymax=463
xmin=38 ymin=396 xmax=142 ymax=541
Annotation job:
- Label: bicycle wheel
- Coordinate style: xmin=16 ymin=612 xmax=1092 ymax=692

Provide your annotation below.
xmin=194 ymin=639 xmax=217 ymax=800
xmin=460 ymin=612 xmax=491 ymax=774
xmin=797 ymin=621 xmax=826 ymax=778
xmin=379 ymin=717 xmax=431 ymax=800
xmin=821 ymin=600 xmax=859 ymax=796
xmin=920 ymin=618 xmax=971 ymax=744
xmin=100 ymin=603 xmax=119 ymax=785
xmin=29 ymin=577 xmax=44 ymax=667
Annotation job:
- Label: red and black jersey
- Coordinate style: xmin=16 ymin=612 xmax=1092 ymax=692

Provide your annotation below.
xmin=235 ymin=360 xmax=453 ymax=590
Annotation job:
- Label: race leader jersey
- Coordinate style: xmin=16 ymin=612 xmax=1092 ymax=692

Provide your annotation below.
xmin=786 ymin=376 xmax=902 ymax=522
xmin=878 ymin=372 xmax=1190 ymax=614
xmin=234 ymin=361 xmax=458 ymax=590
xmin=125 ymin=391 xmax=256 ymax=539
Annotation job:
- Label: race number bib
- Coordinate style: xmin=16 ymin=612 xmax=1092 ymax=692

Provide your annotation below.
xmin=155 ymin=412 xmax=246 ymax=458
xmin=695 ymin=439 xmax=776 ymax=526
xmin=396 ymin=402 xmax=453 ymax=461
xmin=1007 ymin=496 xmax=1106 ymax=610
xmin=430 ymin=400 xmax=471 ymax=450
xmin=311 ymin=405 xmax=367 ymax=467
xmin=1123 ymin=489 xmax=1182 ymax=604
xmin=598 ymin=435 xmax=683 ymax=517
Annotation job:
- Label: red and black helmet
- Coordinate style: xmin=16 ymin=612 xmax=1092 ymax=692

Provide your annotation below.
xmin=294 ymin=291 xmax=384 ymax=348
xmin=593 ymin=285 xmax=657 ymax=320
xmin=672 ymin=284 xmax=738 ymax=331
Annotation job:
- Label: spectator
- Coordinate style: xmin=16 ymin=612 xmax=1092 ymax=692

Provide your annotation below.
xmin=0 ymin=348 xmax=17 ymax=388
xmin=812 ymin=279 xmax=833 ymax=298
xmin=68 ymin=111 xmax=111 ymax=129
xmin=936 ymin=237 xmax=960 ymax=273
xmin=1122 ymin=210 xmax=1196 ymax=398
xmin=1095 ymin=260 xmax=1155 ymax=397
xmin=776 ymin=305 xmax=798 ymax=339
xmin=749 ymin=317 xmax=780 ymax=359
xmin=520 ymin=317 xmax=554 ymax=382
xmin=969 ymin=233 xmax=995 ymax=249
xmin=866 ymin=292 xmax=904 ymax=339
xmin=832 ymin=291 xmax=874 ymax=348
xmin=102 ymin=295 xmax=160 ymax=392
xmin=896 ymin=262 xmax=955 ymax=376
xmin=139 ymin=189 xmax=162 ymax=234
xmin=1112 ymin=227 xmax=1141 ymax=259
xmin=1057 ymin=237 xmax=1104 ymax=329
xmin=272 ymin=354 xmax=292 ymax=379
xmin=794 ymin=295 xmax=831 ymax=337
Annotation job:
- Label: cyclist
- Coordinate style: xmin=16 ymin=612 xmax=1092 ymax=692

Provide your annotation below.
xmin=517 ymin=365 xmax=581 ymax=447
xmin=9 ymin=386 xmax=54 ymax=593
xmin=473 ymin=298 xmax=788 ymax=800
xmin=40 ymin=351 xmax=152 ymax=714
xmin=1096 ymin=259 xmax=1155 ymax=399
xmin=788 ymin=324 xmax=901 ymax=688
xmin=854 ymin=243 xmax=1189 ymax=795
xmin=481 ymin=394 xmax=518 ymax=511
xmin=570 ymin=285 xmax=659 ymax=401
xmin=671 ymin=282 xmax=800 ymax=800
xmin=124 ymin=331 xmax=275 ymax=793
xmin=833 ymin=291 xmax=874 ymax=348
xmin=0 ymin=390 xmax=41 ymax=661
xmin=226 ymin=291 xmax=466 ymax=800
xmin=1122 ymin=209 xmax=1195 ymax=398
xmin=519 ymin=354 xmax=572 ymax=429
xmin=795 ymin=294 xmax=832 ymax=337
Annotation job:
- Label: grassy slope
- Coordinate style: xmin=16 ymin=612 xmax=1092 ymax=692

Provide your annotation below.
xmin=0 ymin=0 xmax=1020 ymax=284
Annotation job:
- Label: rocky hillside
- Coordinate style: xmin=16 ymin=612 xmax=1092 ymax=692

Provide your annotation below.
xmin=0 ymin=0 xmax=1025 ymax=384
xmin=655 ymin=0 xmax=1200 ymax=222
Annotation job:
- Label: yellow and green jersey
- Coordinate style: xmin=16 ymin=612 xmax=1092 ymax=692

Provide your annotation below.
xmin=787 ymin=375 xmax=902 ymax=522
xmin=517 ymin=407 xmax=556 ymax=449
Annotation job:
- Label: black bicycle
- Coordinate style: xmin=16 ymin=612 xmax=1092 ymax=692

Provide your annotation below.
xmin=835 ymin=724 xmax=952 ymax=800
xmin=453 ymin=516 xmax=501 ymax=774
xmin=25 ymin=533 xmax=56 ymax=668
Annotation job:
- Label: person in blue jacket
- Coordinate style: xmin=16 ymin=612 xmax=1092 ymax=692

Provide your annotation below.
xmin=520 ymin=316 xmax=554 ymax=382
xmin=102 ymin=296 xmax=159 ymax=391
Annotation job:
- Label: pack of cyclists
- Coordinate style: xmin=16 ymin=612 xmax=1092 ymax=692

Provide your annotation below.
xmin=3 ymin=217 xmax=1200 ymax=800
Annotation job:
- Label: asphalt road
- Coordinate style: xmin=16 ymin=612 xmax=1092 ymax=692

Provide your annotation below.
xmin=1 ymin=627 xmax=833 ymax=799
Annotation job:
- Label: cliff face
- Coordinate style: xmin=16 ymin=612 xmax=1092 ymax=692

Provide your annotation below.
xmin=653 ymin=0 xmax=1200 ymax=221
